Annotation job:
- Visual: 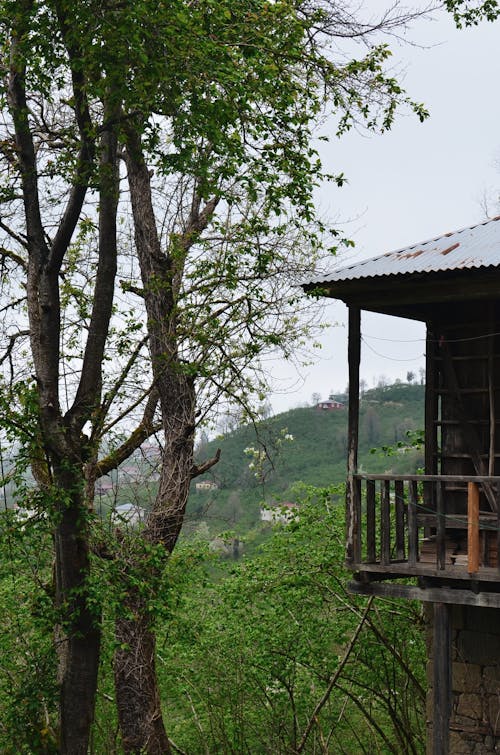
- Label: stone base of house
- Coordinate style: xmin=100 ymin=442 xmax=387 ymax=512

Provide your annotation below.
xmin=426 ymin=605 xmax=500 ymax=754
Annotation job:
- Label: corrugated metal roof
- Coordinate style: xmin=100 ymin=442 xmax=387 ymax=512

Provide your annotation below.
xmin=307 ymin=216 xmax=500 ymax=285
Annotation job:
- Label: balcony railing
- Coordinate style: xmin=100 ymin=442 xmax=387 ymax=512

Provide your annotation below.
xmin=349 ymin=474 xmax=500 ymax=582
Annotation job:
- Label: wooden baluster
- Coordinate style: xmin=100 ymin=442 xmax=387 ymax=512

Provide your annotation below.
xmin=366 ymin=479 xmax=376 ymax=563
xmin=353 ymin=475 xmax=362 ymax=565
xmin=436 ymin=481 xmax=446 ymax=570
xmin=395 ymin=479 xmax=405 ymax=560
xmin=467 ymin=481 xmax=480 ymax=574
xmin=408 ymin=480 xmax=418 ymax=568
xmin=381 ymin=480 xmax=391 ymax=565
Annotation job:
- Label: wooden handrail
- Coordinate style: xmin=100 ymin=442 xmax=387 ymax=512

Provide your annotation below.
xmin=353 ymin=473 xmax=500 ymax=483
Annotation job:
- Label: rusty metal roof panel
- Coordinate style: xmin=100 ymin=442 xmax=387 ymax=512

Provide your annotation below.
xmin=309 ymin=216 xmax=500 ymax=285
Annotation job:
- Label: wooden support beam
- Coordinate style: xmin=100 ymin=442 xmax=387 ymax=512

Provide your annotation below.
xmin=468 ymin=481 xmax=480 ymax=574
xmin=433 ymin=603 xmax=451 ymax=755
xmin=346 ymin=306 xmax=361 ymax=566
xmin=348 ymin=579 xmax=500 ymax=608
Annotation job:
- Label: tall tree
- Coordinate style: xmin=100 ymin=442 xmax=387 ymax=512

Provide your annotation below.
xmin=0 ymin=0 xmax=429 ymax=750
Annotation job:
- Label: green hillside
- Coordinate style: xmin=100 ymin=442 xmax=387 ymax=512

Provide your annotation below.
xmin=186 ymin=381 xmax=425 ymax=536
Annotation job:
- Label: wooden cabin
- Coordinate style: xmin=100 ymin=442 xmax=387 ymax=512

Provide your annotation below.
xmin=305 ymin=216 xmax=500 ymax=754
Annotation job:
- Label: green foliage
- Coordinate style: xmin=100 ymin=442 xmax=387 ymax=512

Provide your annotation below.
xmin=0 ymin=512 xmax=58 ymax=753
xmin=156 ymin=486 xmax=426 ymax=753
xmin=445 ymin=0 xmax=499 ymax=26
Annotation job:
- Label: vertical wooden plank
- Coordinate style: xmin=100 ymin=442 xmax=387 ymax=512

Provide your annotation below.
xmin=425 ymin=325 xmax=438 ymax=530
xmin=408 ymin=480 xmax=418 ymax=568
xmin=346 ymin=306 xmax=361 ymax=566
xmin=381 ymin=480 xmax=391 ymax=565
xmin=436 ymin=481 xmax=446 ymax=570
xmin=366 ymin=479 xmax=376 ymax=563
xmin=497 ymin=484 xmax=500 ymax=575
xmin=353 ymin=475 xmax=362 ymax=565
xmin=395 ymin=479 xmax=405 ymax=560
xmin=433 ymin=602 xmax=451 ymax=755
xmin=468 ymin=481 xmax=480 ymax=574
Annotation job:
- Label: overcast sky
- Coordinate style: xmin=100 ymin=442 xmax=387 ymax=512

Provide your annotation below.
xmin=268 ymin=3 xmax=500 ymax=413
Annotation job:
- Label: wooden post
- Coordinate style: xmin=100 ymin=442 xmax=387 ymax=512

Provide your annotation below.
xmin=433 ymin=602 xmax=451 ymax=755
xmin=468 ymin=481 xmax=480 ymax=574
xmin=488 ymin=308 xmax=495 ymax=477
xmin=425 ymin=325 xmax=438 ymax=524
xmin=346 ymin=306 xmax=361 ymax=566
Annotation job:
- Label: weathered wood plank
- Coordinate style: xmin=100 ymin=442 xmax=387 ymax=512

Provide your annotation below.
xmin=366 ymin=479 xmax=376 ymax=564
xmin=433 ymin=603 xmax=451 ymax=755
xmin=354 ymin=473 xmax=500 ymax=483
xmin=352 ymin=561 xmax=500 ymax=582
xmin=395 ymin=479 xmax=405 ymax=560
xmin=408 ymin=480 xmax=418 ymax=568
xmin=348 ymin=579 xmax=500 ymax=607
xmin=468 ymin=482 xmax=480 ymax=574
xmin=381 ymin=480 xmax=391 ymax=566
xmin=497 ymin=486 xmax=500 ymax=576
xmin=353 ymin=475 xmax=362 ymax=565
xmin=436 ymin=481 xmax=445 ymax=570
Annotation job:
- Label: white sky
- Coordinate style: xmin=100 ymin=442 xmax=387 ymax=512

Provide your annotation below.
xmin=269 ymin=3 xmax=500 ymax=413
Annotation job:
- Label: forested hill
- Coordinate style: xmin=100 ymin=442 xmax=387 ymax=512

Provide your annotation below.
xmin=187 ymin=382 xmax=425 ymax=534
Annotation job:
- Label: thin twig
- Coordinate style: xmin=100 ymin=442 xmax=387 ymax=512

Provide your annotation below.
xmin=295 ymin=596 xmax=374 ymax=753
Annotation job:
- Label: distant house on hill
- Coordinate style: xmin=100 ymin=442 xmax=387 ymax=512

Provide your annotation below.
xmin=260 ymin=502 xmax=298 ymax=524
xmin=111 ymin=503 xmax=146 ymax=528
xmin=195 ymin=480 xmax=218 ymax=491
xmin=316 ymin=400 xmax=344 ymax=411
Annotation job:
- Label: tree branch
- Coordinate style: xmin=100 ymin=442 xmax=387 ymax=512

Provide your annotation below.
xmin=66 ymin=99 xmax=120 ymax=433
xmin=49 ymin=0 xmax=96 ymax=272
xmin=190 ymin=448 xmax=221 ymax=479
xmin=96 ymin=390 xmax=160 ymax=478
xmin=295 ymin=596 xmax=374 ymax=754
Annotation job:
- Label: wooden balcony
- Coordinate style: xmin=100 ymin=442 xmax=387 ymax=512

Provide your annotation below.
xmin=348 ymin=474 xmax=500 ymax=590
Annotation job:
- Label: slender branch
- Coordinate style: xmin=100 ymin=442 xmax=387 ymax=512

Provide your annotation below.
xmin=190 ymin=448 xmax=221 ymax=479
xmin=96 ymin=390 xmax=160 ymax=478
xmin=0 ymin=244 xmax=27 ymax=270
xmin=0 ymin=328 xmax=29 ymax=367
xmin=295 ymin=596 xmax=374 ymax=754
xmin=94 ymin=335 xmax=149 ymax=439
